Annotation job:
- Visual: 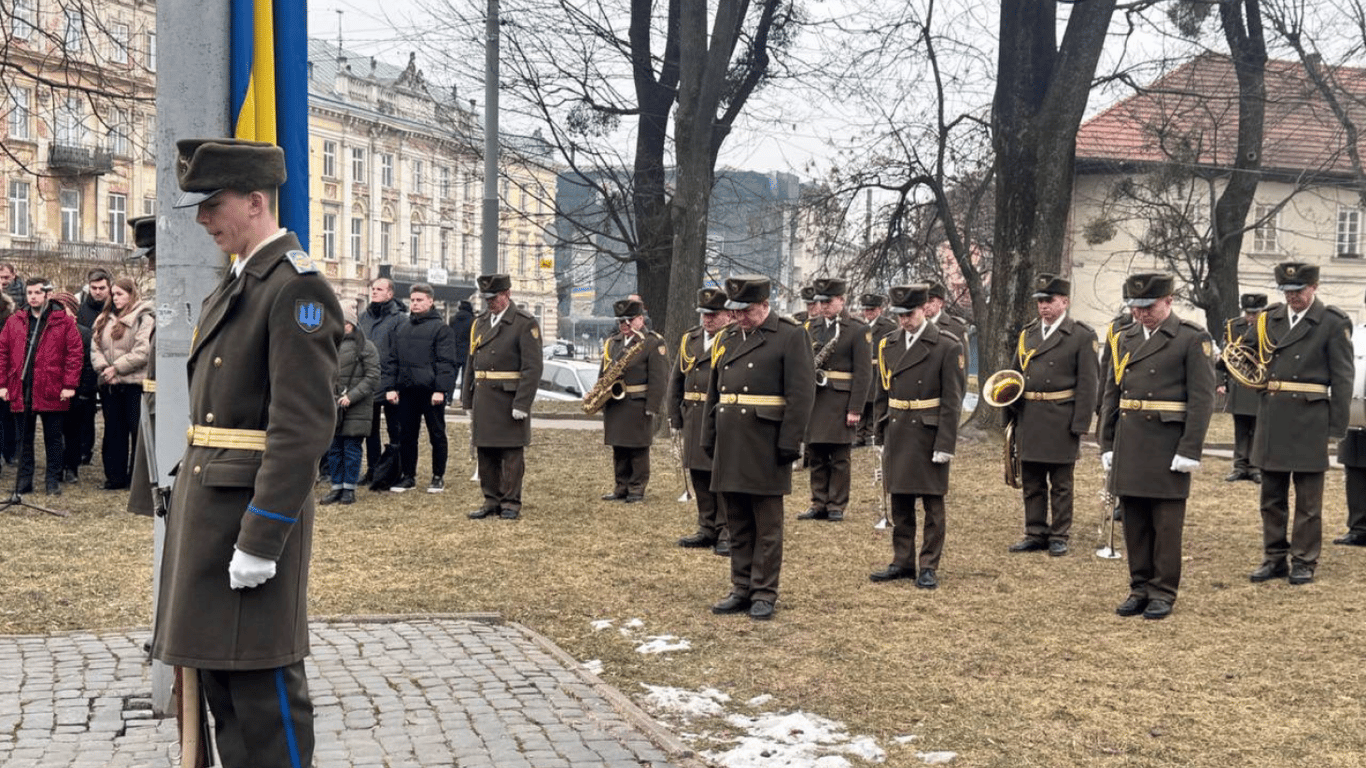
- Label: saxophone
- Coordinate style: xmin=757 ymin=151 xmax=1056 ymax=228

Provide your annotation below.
xmin=811 ymin=322 xmax=841 ymax=387
xmin=583 ymin=330 xmax=648 ymax=415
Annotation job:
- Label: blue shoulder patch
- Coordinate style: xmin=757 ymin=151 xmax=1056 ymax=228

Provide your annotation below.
xmin=284 ymin=250 xmax=318 ymax=274
xmin=295 ymin=300 xmax=324 ymax=333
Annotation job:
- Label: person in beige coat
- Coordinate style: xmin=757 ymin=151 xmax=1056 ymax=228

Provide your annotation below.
xmin=90 ymin=277 xmax=154 ymax=490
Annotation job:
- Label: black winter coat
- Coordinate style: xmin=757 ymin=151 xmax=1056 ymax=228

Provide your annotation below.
xmin=449 ymin=301 xmax=474 ymax=368
xmin=360 ymin=298 xmax=405 ymax=398
xmin=383 ymin=309 xmax=458 ymax=393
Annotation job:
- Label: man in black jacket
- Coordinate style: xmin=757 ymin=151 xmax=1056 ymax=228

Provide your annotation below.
xmin=448 ymin=299 xmax=475 ymax=392
xmin=74 ymin=267 xmax=111 ymax=466
xmin=52 ymin=291 xmax=97 ymax=484
xmin=360 ymin=277 xmax=405 ymax=482
xmin=383 ymin=283 xmax=458 ymax=493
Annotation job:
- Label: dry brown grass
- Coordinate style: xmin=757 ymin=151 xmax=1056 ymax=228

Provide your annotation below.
xmin=3 ymin=412 xmax=1363 ymax=767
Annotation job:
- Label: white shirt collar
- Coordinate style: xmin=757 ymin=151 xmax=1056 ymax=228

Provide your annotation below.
xmin=905 ymin=324 xmax=927 ymax=349
xmin=231 ymin=228 xmax=289 ymax=277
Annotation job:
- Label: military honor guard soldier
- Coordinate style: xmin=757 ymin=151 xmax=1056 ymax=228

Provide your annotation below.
xmin=1099 ymin=273 xmax=1214 ymax=620
xmin=153 ymin=138 xmax=344 ymax=767
xmin=798 ymin=278 xmax=872 ymax=522
xmin=1216 ymin=293 xmax=1268 ymax=483
xmin=599 ymin=298 xmax=670 ymax=503
xmin=1005 ymin=274 xmax=1098 ymax=557
xmin=1333 ymin=292 xmax=1366 ymax=547
xmin=793 ymin=285 xmax=817 ymax=324
xmin=1248 ymin=262 xmax=1353 ymax=585
xmin=869 ymin=284 xmax=964 ymax=590
xmin=924 ymin=281 xmax=969 ymax=342
xmin=668 ymin=287 xmax=732 ymax=554
xmin=856 ymin=293 xmax=898 ymax=447
xmin=461 ymin=273 xmax=544 ymax=520
xmin=703 ymin=275 xmax=816 ymax=620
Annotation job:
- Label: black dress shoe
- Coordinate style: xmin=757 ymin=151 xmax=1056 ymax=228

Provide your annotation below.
xmin=1289 ymin=564 xmax=1315 ymax=585
xmin=796 ymin=508 xmax=828 ymax=520
xmin=499 ymin=508 xmax=521 ymax=520
xmin=61 ymin=468 xmax=78 ymax=483
xmin=319 ymin=489 xmax=344 ymax=505
xmin=601 ymin=492 xmax=627 ymax=501
xmin=1008 ymin=538 xmax=1048 ymax=553
xmin=869 ymin=564 xmax=915 ymax=582
xmin=711 ymin=593 xmax=752 ymax=614
xmin=826 ymin=509 xmax=845 ymax=522
xmin=1048 ymin=540 xmax=1068 ymax=557
xmin=1224 ymin=469 xmax=1247 ymax=482
xmin=468 ymin=507 xmax=499 ymax=519
xmin=1142 ymin=599 xmax=1173 ymax=620
xmin=101 ymin=480 xmax=129 ymax=490
xmin=1115 ymin=595 xmax=1149 ymax=617
xmin=915 ymin=569 xmax=938 ymax=590
xmin=623 ymin=494 xmax=645 ymax=503
xmin=1250 ymin=560 xmax=1289 ymax=582
xmin=1333 ymin=532 xmax=1366 ymax=547
xmin=1249 ymin=471 xmax=1262 ymax=484
xmin=678 ymin=532 xmax=718 ymax=548
xmin=340 ymin=489 xmax=356 ymax=504
xmin=713 ymin=538 xmax=730 ymax=556
xmin=749 ymin=599 xmax=775 ymax=621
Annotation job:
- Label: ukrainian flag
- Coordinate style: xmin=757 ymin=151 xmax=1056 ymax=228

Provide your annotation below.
xmin=230 ymin=0 xmax=308 ymax=245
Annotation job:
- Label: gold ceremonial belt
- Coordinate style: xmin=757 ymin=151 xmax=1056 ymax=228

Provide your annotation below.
xmin=819 ymin=370 xmax=854 ymax=380
xmin=474 ymin=371 xmax=520 ymax=380
xmin=682 ymin=391 xmax=707 ymax=402
xmin=623 ymin=384 xmax=648 ymax=394
xmin=1023 ymin=388 xmax=1075 ymax=402
xmin=186 ymin=425 xmax=267 ymax=451
xmin=718 ymin=394 xmax=787 ymax=406
xmin=1118 ymin=399 xmax=1186 ymax=413
xmin=142 ymin=380 xmax=157 ymax=393
xmin=889 ymin=397 xmax=941 ymax=410
xmin=1265 ymin=380 xmax=1329 ymax=394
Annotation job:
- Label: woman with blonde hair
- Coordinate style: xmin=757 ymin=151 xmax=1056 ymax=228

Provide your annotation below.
xmin=91 ymin=277 xmax=154 ymax=490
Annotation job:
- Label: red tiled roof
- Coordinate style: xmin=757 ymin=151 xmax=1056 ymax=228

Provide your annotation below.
xmin=1077 ymin=52 xmax=1366 ymax=175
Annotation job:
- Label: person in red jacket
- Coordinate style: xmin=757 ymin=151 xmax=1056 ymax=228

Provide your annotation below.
xmin=0 ymin=278 xmax=83 ymax=495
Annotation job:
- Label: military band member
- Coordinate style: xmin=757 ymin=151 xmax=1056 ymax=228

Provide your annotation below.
xmin=1249 ymin=263 xmax=1353 ymax=585
xmin=793 ymin=285 xmax=817 ymax=324
xmin=1216 ymin=293 xmax=1268 ymax=483
xmin=798 ymin=278 xmax=872 ymax=522
xmin=1334 ymin=300 xmax=1366 ymax=547
xmin=1005 ymin=274 xmax=1098 ymax=557
xmin=599 ymin=298 xmax=669 ymax=503
xmin=1099 ymin=273 xmax=1214 ymax=620
xmin=924 ymin=281 xmax=969 ymax=342
xmin=703 ymin=275 xmax=816 ymax=620
xmin=857 ymin=293 xmax=898 ymax=447
xmin=461 ymin=273 xmax=544 ymax=520
xmin=669 ymin=288 xmax=732 ymax=554
xmin=869 ymin=284 xmax=964 ymax=590
xmin=153 ymin=138 xmax=343 ymax=767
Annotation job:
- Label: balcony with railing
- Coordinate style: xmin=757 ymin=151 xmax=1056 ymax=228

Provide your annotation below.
xmin=0 ymin=238 xmax=132 ymax=264
xmin=47 ymin=143 xmax=114 ymax=175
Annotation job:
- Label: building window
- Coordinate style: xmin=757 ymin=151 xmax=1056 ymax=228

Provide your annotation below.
xmin=518 ymin=240 xmax=528 ymax=275
xmin=110 ymin=23 xmax=130 ymax=65
xmin=380 ymin=221 xmax=392 ymax=262
xmin=57 ymin=97 xmax=86 ymax=145
xmin=440 ymin=229 xmax=449 ymax=267
xmin=8 ymin=181 xmax=31 ymax=237
xmin=441 ymin=166 xmax=451 ymax=198
xmin=108 ymin=108 xmax=129 ymax=156
xmin=8 ymin=89 xmax=30 ymax=140
xmin=322 ymin=212 xmax=337 ymax=260
xmin=65 ymin=9 xmax=85 ymax=54
xmin=61 ymin=189 xmax=81 ymax=242
xmin=322 ymin=140 xmax=337 ymax=178
xmin=145 ymin=31 xmax=157 ymax=71
xmin=1337 ymin=208 xmax=1362 ymax=259
xmin=350 ymin=217 xmax=363 ymax=261
xmin=143 ymin=196 xmax=155 ymax=216
xmin=143 ymin=115 xmax=156 ymax=163
xmin=12 ymin=0 xmax=36 ymax=40
xmin=413 ymin=160 xmax=424 ymax=194
xmin=381 ymin=154 xmax=394 ymax=187
xmin=410 ymin=224 xmax=421 ymax=265
xmin=1252 ymin=204 xmax=1279 ymax=254
xmin=351 ymin=147 xmax=365 ymax=180
xmin=108 ymin=193 xmax=127 ymax=244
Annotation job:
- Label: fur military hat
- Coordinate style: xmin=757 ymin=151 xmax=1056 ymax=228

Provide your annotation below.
xmin=811 ymin=277 xmax=847 ymax=301
xmin=613 ymin=298 xmax=646 ymax=319
xmin=860 ymin=293 xmax=886 ymax=309
xmin=724 ymin=275 xmax=771 ymax=310
xmin=887 ymin=284 xmax=930 ymax=314
xmin=477 ymin=273 xmax=512 ymax=297
xmin=1031 ymin=273 xmax=1070 ymax=299
xmin=926 ymin=281 xmax=947 ymax=300
xmin=1241 ymin=293 xmax=1268 ymax=312
xmin=799 ymin=285 xmax=817 ymax=303
xmin=1123 ymin=273 xmax=1175 ymax=308
xmin=172 ymin=138 xmax=286 ymax=208
xmin=128 ymin=216 xmax=156 ymax=259
xmin=696 ymin=287 xmax=728 ymax=314
xmin=1274 ymin=262 xmax=1319 ymax=291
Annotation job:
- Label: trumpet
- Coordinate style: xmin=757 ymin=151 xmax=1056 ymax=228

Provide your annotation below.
xmin=873 ymin=445 xmax=890 ymax=529
xmin=1095 ymin=468 xmax=1122 ymax=560
xmin=671 ymin=429 xmax=693 ymax=503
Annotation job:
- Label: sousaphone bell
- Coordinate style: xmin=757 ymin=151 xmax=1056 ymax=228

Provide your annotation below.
xmin=982 ymin=369 xmax=1025 ymax=488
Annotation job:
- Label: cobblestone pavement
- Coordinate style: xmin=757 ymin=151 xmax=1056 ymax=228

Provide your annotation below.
xmin=0 ymin=616 xmax=692 ymax=768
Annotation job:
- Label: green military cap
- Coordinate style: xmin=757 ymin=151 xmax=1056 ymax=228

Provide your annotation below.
xmin=172 ymin=138 xmax=286 ymax=208
xmin=724 ymin=274 xmax=771 ymax=310
xmin=887 ymin=284 xmax=930 ymax=314
xmin=799 ymin=285 xmax=817 ymax=303
xmin=1241 ymin=293 xmax=1268 ymax=311
xmin=1031 ymin=273 xmax=1070 ymax=298
xmin=613 ymin=298 xmax=645 ymax=319
xmin=477 ymin=273 xmax=511 ymax=297
xmin=696 ymin=287 xmax=728 ymax=314
xmin=128 ymin=215 xmax=156 ymax=259
xmin=860 ymin=293 xmax=886 ymax=309
xmin=811 ymin=277 xmax=847 ymax=301
xmin=1274 ymin=262 xmax=1318 ymax=291
xmin=1124 ymin=273 xmax=1175 ymax=308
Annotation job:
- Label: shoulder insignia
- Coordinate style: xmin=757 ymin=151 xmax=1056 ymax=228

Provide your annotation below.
xmin=295 ymin=299 xmax=324 ymax=333
xmin=657 ymin=343 xmax=668 ymax=356
xmin=866 ymin=329 xmax=873 ymax=344
xmin=1092 ymin=338 xmax=1100 ymax=354
xmin=530 ymin=326 xmax=540 ymax=340
xmin=958 ymin=353 xmax=965 ymax=370
xmin=284 ymin=250 xmax=318 ymax=274
xmin=1202 ymin=340 xmax=1212 ymax=357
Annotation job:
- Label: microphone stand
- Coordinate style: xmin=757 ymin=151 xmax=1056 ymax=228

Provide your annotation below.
xmin=0 ymin=300 xmax=69 ymax=517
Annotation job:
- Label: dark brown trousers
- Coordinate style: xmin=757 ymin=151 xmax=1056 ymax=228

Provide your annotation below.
xmin=611 ymin=446 xmax=650 ymax=496
xmin=1119 ymin=496 xmax=1186 ymax=603
xmin=1021 ymin=460 xmax=1074 ymax=543
xmin=1260 ymin=470 xmax=1324 ymax=567
xmin=477 ymin=446 xmax=526 ymax=512
xmin=807 ymin=442 xmax=852 ymax=513
xmin=890 ymin=494 xmax=946 ymax=571
xmin=199 ymin=660 xmax=312 ymax=768
xmin=1345 ymin=466 xmax=1366 ymax=536
xmin=1232 ymin=414 xmax=1256 ymax=473
xmin=721 ymin=492 xmax=785 ymax=603
xmin=691 ymin=468 xmax=727 ymax=540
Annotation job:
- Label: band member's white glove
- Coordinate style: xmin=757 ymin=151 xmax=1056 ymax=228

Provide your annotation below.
xmin=228 ymin=547 xmax=277 ymax=590
xmin=1170 ymin=455 xmax=1200 ymax=473
xmin=1101 ymin=451 xmax=1113 ymax=471
xmin=511 ymin=409 xmax=528 ymax=420
xmin=931 ymin=451 xmax=953 ymax=464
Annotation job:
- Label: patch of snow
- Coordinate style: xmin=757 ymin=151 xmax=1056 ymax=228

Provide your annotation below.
xmin=640 ymin=685 xmax=730 ymax=718
xmin=635 ymin=635 xmax=692 ymax=655
xmin=590 ymin=619 xmax=614 ymax=631
xmin=581 ymin=659 xmax=603 ymax=675
xmin=893 ymin=734 xmax=919 ymax=745
xmin=916 ymin=751 xmax=958 ymax=765
xmin=623 ymin=618 xmax=645 ymax=629
xmin=747 ymin=694 xmax=773 ymax=708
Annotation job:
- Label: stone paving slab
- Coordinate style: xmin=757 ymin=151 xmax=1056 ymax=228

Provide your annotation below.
xmin=0 ymin=616 xmax=694 ymax=768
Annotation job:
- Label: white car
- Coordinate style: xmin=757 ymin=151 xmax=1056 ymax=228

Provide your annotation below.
xmin=537 ymin=359 xmax=600 ymax=401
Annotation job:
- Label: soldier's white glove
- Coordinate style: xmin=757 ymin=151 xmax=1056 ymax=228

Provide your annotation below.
xmin=511 ymin=409 xmax=528 ymax=420
xmin=1170 ymin=455 xmax=1200 ymax=473
xmin=1101 ymin=451 xmax=1113 ymax=472
xmin=931 ymin=451 xmax=953 ymax=464
xmin=228 ymin=547 xmax=277 ymax=590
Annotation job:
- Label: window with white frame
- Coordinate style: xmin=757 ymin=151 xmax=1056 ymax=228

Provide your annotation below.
xmin=518 ymin=239 xmax=528 ymax=275
xmin=439 ymin=229 xmax=449 ymax=267
xmin=1252 ymin=204 xmax=1279 ymax=254
xmin=143 ymin=197 xmax=155 ymax=216
xmin=110 ymin=23 xmax=130 ymax=65
xmin=145 ymin=31 xmax=157 ymax=71
xmin=65 ymin=9 xmax=86 ymax=54
xmin=413 ymin=160 xmax=424 ymax=194
xmin=108 ymin=108 xmax=129 ymax=156
xmin=322 ymin=211 xmax=338 ymax=260
xmin=322 ymin=140 xmax=337 ymax=178
xmin=351 ymin=147 xmax=365 ymax=180
xmin=143 ymin=115 xmax=156 ymax=162
xmin=380 ymin=220 xmax=392 ymax=262
xmin=56 ymin=97 xmax=86 ymax=145
xmin=12 ymin=0 xmax=36 ymax=40
xmin=441 ymin=166 xmax=450 ymax=199
xmin=381 ymin=153 xmax=394 ymax=187
xmin=1337 ymin=207 xmax=1362 ymax=258
xmin=108 ymin=194 xmax=127 ymax=244
xmin=8 ymin=181 xmax=31 ymax=237
xmin=8 ymin=88 xmax=31 ymax=140
xmin=410 ymin=222 xmax=421 ymax=265
xmin=350 ymin=216 xmax=363 ymax=261
xmin=61 ymin=189 xmax=81 ymax=241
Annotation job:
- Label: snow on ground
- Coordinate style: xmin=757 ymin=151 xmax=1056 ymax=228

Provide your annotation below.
xmin=581 ymin=659 xmax=604 ymax=675
xmin=590 ymin=617 xmax=693 ymax=657
xmin=635 ymin=635 xmax=692 ymax=654
xmin=915 ymin=751 xmax=958 ymax=764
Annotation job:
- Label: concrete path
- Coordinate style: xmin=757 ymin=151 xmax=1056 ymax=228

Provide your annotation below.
xmin=0 ymin=615 xmax=692 ymax=768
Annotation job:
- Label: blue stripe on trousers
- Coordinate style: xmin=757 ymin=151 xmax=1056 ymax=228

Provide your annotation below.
xmin=274 ymin=667 xmax=302 ymax=768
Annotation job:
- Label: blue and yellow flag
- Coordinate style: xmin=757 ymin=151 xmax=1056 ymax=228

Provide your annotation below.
xmin=230 ymin=0 xmax=308 ymax=245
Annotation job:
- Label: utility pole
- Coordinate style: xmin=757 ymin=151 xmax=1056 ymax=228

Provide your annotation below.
xmin=482 ymin=0 xmax=500 ymax=275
